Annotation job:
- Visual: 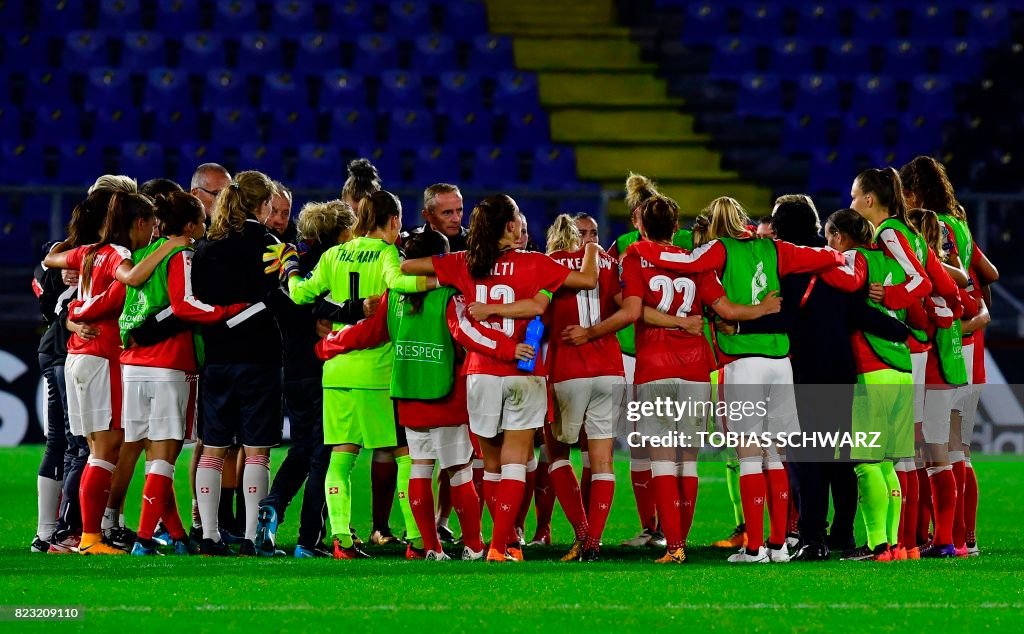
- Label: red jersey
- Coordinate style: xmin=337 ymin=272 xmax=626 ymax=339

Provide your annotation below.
xmin=120 ymin=251 xmax=247 ymax=372
xmin=65 ymin=244 xmax=131 ymax=360
xmin=621 ymin=242 xmax=724 ymax=383
xmin=316 ymin=291 xmax=521 ymax=428
xmin=546 ymin=248 xmax=623 ymax=383
xmin=636 ymin=238 xmax=845 ymax=279
xmin=432 ymin=249 xmax=571 ymax=377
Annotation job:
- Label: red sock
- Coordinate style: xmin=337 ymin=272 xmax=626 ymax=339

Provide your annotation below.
xmin=929 ymin=467 xmax=956 ymax=546
xmin=163 ymin=487 xmax=187 ymax=541
xmin=916 ymin=467 xmax=932 ymax=545
xmin=533 ymin=459 xmax=554 ymax=536
xmin=450 ymin=470 xmax=484 ymax=552
xmin=630 ymin=459 xmax=657 ymax=531
xmin=964 ymin=462 xmax=978 ymax=545
xmin=895 ymin=468 xmax=909 ymax=547
xmin=472 ymin=462 xmax=485 ymax=521
xmin=739 ymin=464 xmax=767 ymax=551
xmin=370 ymin=456 xmax=397 ymax=532
xmin=785 ymin=463 xmax=799 ymax=536
xmin=585 ymin=474 xmax=615 ymax=549
xmin=677 ymin=465 xmax=698 ymax=545
xmin=408 ymin=469 xmax=440 ymax=553
xmin=548 ymin=459 xmax=588 ymax=540
xmin=515 ymin=460 xmax=537 ymax=535
xmin=436 ymin=472 xmax=452 ymax=527
xmin=138 ymin=472 xmax=173 ymax=541
xmin=81 ymin=460 xmax=114 ymax=535
xmin=951 ymin=460 xmax=967 ymax=548
xmin=765 ymin=465 xmax=788 ymax=546
xmin=482 ymin=472 xmax=499 ymax=521
xmin=902 ymin=467 xmax=919 ymax=548
xmin=580 ymin=455 xmax=592 ymax=511
xmin=651 ymin=462 xmax=683 ymax=549
xmin=489 ymin=466 xmax=526 ymax=550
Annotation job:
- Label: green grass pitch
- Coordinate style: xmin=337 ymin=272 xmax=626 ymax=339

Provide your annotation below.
xmin=0 ymin=446 xmax=1021 ymax=632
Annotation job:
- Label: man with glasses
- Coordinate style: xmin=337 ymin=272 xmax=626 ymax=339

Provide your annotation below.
xmin=190 ymin=163 xmax=232 ymax=221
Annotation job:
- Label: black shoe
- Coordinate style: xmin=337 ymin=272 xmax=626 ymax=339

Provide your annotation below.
xmin=105 ymin=525 xmax=137 ymax=550
xmin=189 ymin=526 xmax=204 ymax=543
xmin=920 ymin=543 xmax=956 ymax=558
xmin=840 ymin=545 xmax=873 ymax=561
xmin=239 ymin=539 xmax=257 ymax=556
xmin=349 ymin=525 xmax=363 ymax=546
xmin=580 ymin=547 xmax=600 ymax=562
xmin=437 ymin=525 xmax=457 ymax=545
xmin=199 ymin=538 xmax=234 ymax=557
xmin=792 ymin=543 xmax=830 ymax=561
xmin=30 ymin=536 xmax=50 ymax=553
xmin=219 ymin=528 xmax=244 ymax=545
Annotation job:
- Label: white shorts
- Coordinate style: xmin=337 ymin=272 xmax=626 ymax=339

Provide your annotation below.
xmin=622 ymin=354 xmax=636 ymax=384
xmin=552 ymin=376 xmax=625 ymax=443
xmin=635 ymin=379 xmax=711 ymax=437
xmin=406 ymin=425 xmax=474 ymax=470
xmin=955 ymin=343 xmax=982 ymax=443
xmin=911 ymin=351 xmax=927 ymax=422
xmin=466 ymin=374 xmax=547 ymax=438
xmin=65 ymin=353 xmax=121 ymax=436
xmin=122 ymin=366 xmax=198 ymax=444
xmin=922 ymin=387 xmax=957 ymax=445
xmin=722 ymin=357 xmax=799 ymax=435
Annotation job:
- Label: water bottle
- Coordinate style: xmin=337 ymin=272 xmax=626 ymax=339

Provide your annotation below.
xmin=518 ymin=316 xmax=544 ymax=372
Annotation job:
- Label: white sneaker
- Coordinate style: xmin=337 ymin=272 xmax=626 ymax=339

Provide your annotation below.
xmin=728 ymin=546 xmax=770 ymax=563
xmin=426 ymin=550 xmax=451 ymax=561
xmin=462 ymin=546 xmax=485 ymax=561
xmin=967 ymin=544 xmax=980 ymax=557
xmin=621 ymin=528 xmax=653 ymax=548
xmin=769 ymin=544 xmax=792 ymax=562
xmin=785 ymin=535 xmax=800 ymax=549
xmin=513 ymin=527 xmax=525 ymax=547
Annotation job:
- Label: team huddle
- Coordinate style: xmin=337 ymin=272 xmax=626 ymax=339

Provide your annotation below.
xmin=29 ymin=154 xmax=996 ymax=564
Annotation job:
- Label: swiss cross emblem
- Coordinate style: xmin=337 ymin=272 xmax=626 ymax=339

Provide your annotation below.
xmin=329 ymin=487 xmax=339 ymax=494
xmin=500 ymin=503 xmax=511 ymax=512
xmin=200 ymin=487 xmax=210 ymax=494
xmin=780 ymin=491 xmax=788 ymax=500
xmin=412 ymin=499 xmax=420 ymax=506
xmin=755 ymin=497 xmax=765 ymax=505
xmin=682 ymin=500 xmax=692 ymax=507
xmin=599 ymin=503 xmax=609 ymax=510
xmin=248 ymin=486 xmax=257 ymax=493
xmin=673 ymin=500 xmax=681 ymax=508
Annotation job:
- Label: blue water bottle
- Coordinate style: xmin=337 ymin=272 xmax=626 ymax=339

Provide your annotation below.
xmin=518 ymin=316 xmax=544 ymax=372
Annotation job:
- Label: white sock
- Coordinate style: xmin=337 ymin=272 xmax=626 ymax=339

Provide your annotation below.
xmin=196 ymin=455 xmax=225 ymax=541
xmin=36 ymin=476 xmax=63 ymax=540
xmin=102 ymin=507 xmax=118 ymax=531
xmin=242 ymin=454 xmax=271 ymax=541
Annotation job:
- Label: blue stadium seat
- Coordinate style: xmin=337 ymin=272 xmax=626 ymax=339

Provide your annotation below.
xmin=472 ymin=145 xmax=518 ymax=188
xmin=0 ymin=1 xmax=25 ymax=28
xmin=495 ymin=72 xmax=539 ymax=112
xmin=795 ymin=4 xmax=840 ymax=42
xmin=851 ymin=75 xmax=895 ymax=117
xmin=327 ymin=108 xmax=376 ymax=146
xmin=85 ymin=68 xmax=132 ymax=111
xmin=238 ymin=143 xmax=284 ymax=177
xmin=436 ymin=71 xmax=484 ymax=113
xmin=388 ymin=109 xmax=435 ymax=147
xmin=5 ymin=34 xmax=45 ymax=68
xmin=852 ymin=4 xmax=897 ymax=42
xmin=807 ymin=148 xmax=854 ymax=195
xmin=238 ymin=33 xmax=285 ymax=72
xmin=90 ymin=106 xmax=143 ymax=142
xmin=272 ymin=0 xmax=315 ymax=36
xmin=330 ymin=0 xmax=373 ymax=33
xmin=157 ymin=0 xmax=202 ymax=32
xmin=296 ymin=33 xmax=342 ymax=71
xmin=355 ymin=145 xmax=401 ymax=183
xmin=826 ymin=39 xmax=871 ymax=75
xmin=266 ymin=108 xmax=318 ymax=144
xmin=897 ymin=113 xmax=945 ymax=154
xmin=64 ymin=32 xmax=109 ymax=70
xmin=710 ymin=38 xmax=756 ymax=79
xmin=23 ymin=71 xmax=72 ymax=109
xmin=178 ymin=142 xmax=227 ymax=178
xmin=294 ymin=144 xmax=342 ymax=187
xmin=969 ymin=3 xmax=1010 ymax=41
xmin=681 ymin=3 xmax=726 ymax=44
xmin=911 ymin=74 xmax=954 ymax=117
xmin=181 ymin=33 xmax=227 ymax=68
xmin=148 ymin=106 xmax=200 ymax=145
xmin=447 ymin=0 xmax=488 ymax=34
xmin=39 ymin=0 xmax=87 ymax=32
xmin=531 ymin=145 xmax=577 ymax=189
xmin=0 ymin=107 xmax=21 ymax=142
xmin=378 ymin=71 xmax=425 ymax=110
xmin=320 ymin=71 xmax=367 ymax=109
xmin=100 ymin=0 xmax=142 ymax=30
xmin=771 ymin=39 xmax=814 ymax=76
xmin=144 ymin=68 xmax=190 ymax=111
xmin=739 ymin=3 xmax=782 ymax=37
xmin=469 ymin=35 xmax=513 ymax=72
xmin=940 ymin=39 xmax=984 ymax=77
xmin=2 ymin=143 xmax=45 ymax=184
xmin=781 ymin=113 xmax=829 ymax=152
xmin=412 ymin=35 xmax=457 ymax=74
xmin=56 ymin=143 xmax=102 ymax=186
xmin=261 ymin=72 xmax=303 ymax=109
xmin=412 ymin=145 xmax=458 ymax=186
xmin=790 ymin=74 xmax=839 ymax=115
xmin=209 ymin=108 xmax=258 ymax=145
xmin=442 ymin=108 xmax=493 ymax=147
xmin=838 ymin=113 xmax=886 ymax=154
xmin=34 ymin=105 xmax=82 ymax=144
xmin=203 ymin=69 xmax=250 ymax=109
xmin=388 ymin=1 xmax=431 ymax=39
xmin=216 ymin=0 xmax=260 ymax=31
xmin=885 ymin=40 xmax=927 ymax=79
xmin=354 ymin=34 xmax=399 ymax=75
xmin=499 ymin=108 xmax=550 ymax=148
xmin=119 ymin=142 xmax=166 ymax=180
xmin=909 ymin=4 xmax=956 ymax=39
xmin=122 ymin=32 xmax=167 ymax=72
xmin=736 ymin=74 xmax=782 ymax=117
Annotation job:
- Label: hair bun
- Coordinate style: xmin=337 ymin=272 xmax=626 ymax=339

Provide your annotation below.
xmin=347 ymin=158 xmax=379 ymax=181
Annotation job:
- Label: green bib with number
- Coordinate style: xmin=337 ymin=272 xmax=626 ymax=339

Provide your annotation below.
xmin=855 ymin=248 xmax=911 ymax=372
xmin=717 ymin=237 xmax=788 ymax=357
xmin=873 ymin=217 xmax=929 ymax=344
